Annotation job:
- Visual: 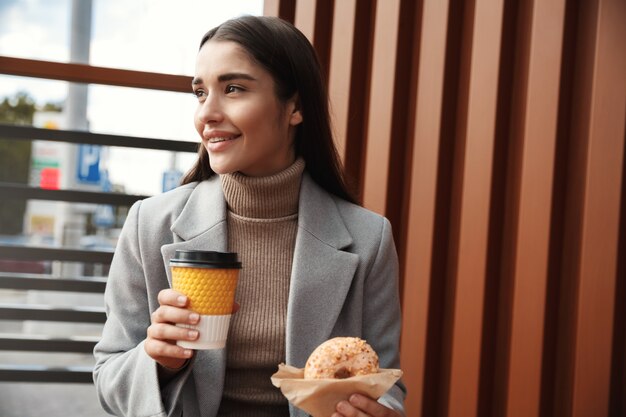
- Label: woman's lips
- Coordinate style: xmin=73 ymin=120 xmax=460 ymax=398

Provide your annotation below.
xmin=205 ymin=134 xmax=241 ymax=152
xmin=208 ymin=134 xmax=240 ymax=143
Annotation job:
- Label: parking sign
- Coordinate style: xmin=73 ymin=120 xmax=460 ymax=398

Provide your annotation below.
xmin=77 ymin=144 xmax=101 ymax=184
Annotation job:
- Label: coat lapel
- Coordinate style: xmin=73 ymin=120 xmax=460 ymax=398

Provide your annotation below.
xmin=286 ymin=175 xmax=359 ymax=367
xmin=160 ymin=176 xmax=229 ymax=286
xmin=159 ymin=177 xmax=229 ymax=417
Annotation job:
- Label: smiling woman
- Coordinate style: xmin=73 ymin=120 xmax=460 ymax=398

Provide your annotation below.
xmin=92 ymin=15 xmax=405 ymax=417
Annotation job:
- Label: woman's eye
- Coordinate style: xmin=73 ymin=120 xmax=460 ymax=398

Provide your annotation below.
xmin=225 ymin=85 xmax=243 ymax=94
xmin=192 ymin=90 xmax=205 ymax=99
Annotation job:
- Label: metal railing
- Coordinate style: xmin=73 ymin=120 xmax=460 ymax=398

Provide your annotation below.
xmin=0 ymin=55 xmax=196 ymax=383
xmin=0 ymin=238 xmax=110 ymax=383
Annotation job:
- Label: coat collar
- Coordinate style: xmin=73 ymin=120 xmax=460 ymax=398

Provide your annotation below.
xmin=166 ymin=173 xmax=353 ymax=249
xmin=170 ymin=176 xmax=226 ymax=242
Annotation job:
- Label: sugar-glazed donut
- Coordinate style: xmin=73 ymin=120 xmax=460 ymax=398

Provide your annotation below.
xmin=304 ymin=337 xmax=379 ymax=379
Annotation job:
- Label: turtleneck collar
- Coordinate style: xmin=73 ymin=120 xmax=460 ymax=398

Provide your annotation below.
xmin=219 ymin=158 xmax=305 ymax=219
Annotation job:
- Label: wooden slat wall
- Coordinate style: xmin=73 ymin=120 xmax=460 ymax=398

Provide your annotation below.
xmin=266 ymin=0 xmax=625 ymax=416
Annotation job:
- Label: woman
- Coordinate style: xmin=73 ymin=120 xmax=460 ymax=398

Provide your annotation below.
xmin=93 ymin=15 xmax=405 ymax=417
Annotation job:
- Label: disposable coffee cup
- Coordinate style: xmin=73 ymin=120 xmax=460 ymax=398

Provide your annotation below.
xmin=170 ymin=250 xmax=241 ymax=350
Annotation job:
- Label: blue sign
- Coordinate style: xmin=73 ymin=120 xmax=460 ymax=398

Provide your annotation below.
xmin=93 ymin=204 xmax=115 ymax=228
xmin=93 ymin=170 xmax=115 ymax=228
xmin=77 ymin=144 xmax=101 ymax=184
xmin=100 ymin=170 xmax=112 ymax=192
xmin=162 ymin=169 xmax=183 ymax=193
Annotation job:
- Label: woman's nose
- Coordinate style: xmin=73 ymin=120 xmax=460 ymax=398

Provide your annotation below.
xmin=197 ymin=93 xmax=223 ymax=124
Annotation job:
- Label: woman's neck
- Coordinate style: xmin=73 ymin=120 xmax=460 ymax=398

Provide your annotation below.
xmin=220 ymin=158 xmax=305 ymax=219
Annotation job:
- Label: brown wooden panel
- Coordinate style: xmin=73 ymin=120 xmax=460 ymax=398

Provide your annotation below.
xmin=361 ymin=0 xmax=401 ymax=215
xmin=0 ymin=56 xmax=191 ymax=92
xmin=504 ymin=1 xmax=567 ymax=417
xmin=294 ymin=0 xmax=317 ymax=43
xmin=328 ymin=0 xmax=358 ymax=161
xmin=571 ymin=0 xmax=626 ymax=415
xmin=610 ymin=143 xmax=626 ymax=417
xmin=553 ymin=1 xmax=598 ymax=415
xmin=446 ymin=1 xmax=505 ymax=416
xmin=340 ymin=0 xmax=376 ymax=198
xmin=263 ymin=0 xmax=296 ymax=22
xmin=263 ymin=0 xmax=280 ymax=16
xmin=294 ymin=0 xmax=333 ymax=81
xmin=399 ymin=1 xmax=450 ymax=416
xmin=386 ymin=0 xmax=423 ymax=251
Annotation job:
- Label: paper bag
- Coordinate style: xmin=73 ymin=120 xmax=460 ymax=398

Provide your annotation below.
xmin=271 ymin=364 xmax=403 ymax=417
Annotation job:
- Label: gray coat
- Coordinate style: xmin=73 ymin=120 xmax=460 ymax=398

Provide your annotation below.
xmin=93 ymin=173 xmax=406 ymax=417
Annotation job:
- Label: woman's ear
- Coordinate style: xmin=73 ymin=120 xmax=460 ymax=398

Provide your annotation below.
xmin=288 ymin=94 xmax=303 ymax=126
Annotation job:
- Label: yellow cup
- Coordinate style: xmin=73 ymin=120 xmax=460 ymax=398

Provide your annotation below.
xmin=170 ymin=250 xmax=241 ymax=350
xmin=171 ymin=266 xmax=239 ymax=315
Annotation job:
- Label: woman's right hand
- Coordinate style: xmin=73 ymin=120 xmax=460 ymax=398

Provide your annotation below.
xmin=145 ymin=288 xmax=199 ymax=370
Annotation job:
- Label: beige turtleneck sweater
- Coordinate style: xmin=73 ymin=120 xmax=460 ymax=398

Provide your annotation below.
xmin=216 ymin=158 xmax=305 ymax=417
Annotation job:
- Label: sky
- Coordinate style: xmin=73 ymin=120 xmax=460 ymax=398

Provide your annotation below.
xmin=0 ymin=0 xmax=264 ymax=195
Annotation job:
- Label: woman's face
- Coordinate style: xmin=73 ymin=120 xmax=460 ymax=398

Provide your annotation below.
xmin=193 ymin=40 xmax=302 ymax=177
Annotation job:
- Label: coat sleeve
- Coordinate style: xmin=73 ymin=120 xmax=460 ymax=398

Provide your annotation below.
xmin=93 ymin=201 xmax=192 ymax=417
xmin=362 ymin=217 xmax=406 ymax=415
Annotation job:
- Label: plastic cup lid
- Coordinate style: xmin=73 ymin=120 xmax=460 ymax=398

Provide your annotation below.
xmin=170 ymin=250 xmax=242 ymax=268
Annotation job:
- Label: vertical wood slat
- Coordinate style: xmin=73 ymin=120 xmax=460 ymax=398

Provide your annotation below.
xmin=505 ymin=1 xmax=567 ymax=417
xmin=284 ymin=1 xmax=626 ymax=416
xmin=400 ymin=0 xmax=450 ymax=414
xmin=263 ymin=0 xmax=281 ymax=17
xmin=553 ymin=1 xmax=601 ymax=415
xmin=446 ymin=2 xmax=505 ymax=417
xmin=571 ymin=0 xmax=626 ymax=416
xmin=294 ymin=0 xmax=318 ymax=42
xmin=339 ymin=0 xmax=376 ymax=195
xmin=294 ymin=0 xmax=334 ymax=82
xmin=361 ymin=0 xmax=402 ymax=215
xmin=263 ymin=0 xmax=296 ymax=22
xmin=327 ymin=0 xmax=357 ymax=160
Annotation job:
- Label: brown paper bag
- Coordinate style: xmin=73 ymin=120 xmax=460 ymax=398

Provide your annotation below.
xmin=271 ymin=364 xmax=403 ymax=417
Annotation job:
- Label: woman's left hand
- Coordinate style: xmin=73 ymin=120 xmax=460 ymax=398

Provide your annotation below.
xmin=332 ymin=394 xmax=402 ymax=417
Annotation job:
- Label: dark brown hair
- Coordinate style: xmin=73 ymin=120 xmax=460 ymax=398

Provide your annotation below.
xmin=181 ymin=15 xmax=356 ymax=204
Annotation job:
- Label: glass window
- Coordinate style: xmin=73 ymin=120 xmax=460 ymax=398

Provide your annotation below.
xmin=0 ymin=0 xmax=264 ymax=196
xmin=0 ymin=7 xmax=266 ymax=408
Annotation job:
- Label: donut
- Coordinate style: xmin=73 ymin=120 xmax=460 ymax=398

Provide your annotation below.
xmin=304 ymin=337 xmax=379 ymax=379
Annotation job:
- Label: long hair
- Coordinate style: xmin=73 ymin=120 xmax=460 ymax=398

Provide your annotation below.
xmin=181 ymin=15 xmax=357 ymax=204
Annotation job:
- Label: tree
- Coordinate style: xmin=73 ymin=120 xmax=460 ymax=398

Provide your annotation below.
xmin=0 ymin=92 xmax=36 ymax=124
xmin=0 ymin=92 xmax=54 ymax=235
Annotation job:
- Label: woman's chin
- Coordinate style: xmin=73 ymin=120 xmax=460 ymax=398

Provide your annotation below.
xmin=208 ymin=160 xmax=236 ymax=175
xmin=210 ymin=165 xmax=232 ymax=175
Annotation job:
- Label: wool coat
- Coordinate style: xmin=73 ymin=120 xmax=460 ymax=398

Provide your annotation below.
xmin=93 ymin=173 xmax=406 ymax=417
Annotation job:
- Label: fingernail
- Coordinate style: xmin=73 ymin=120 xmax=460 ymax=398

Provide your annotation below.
xmin=189 ymin=313 xmax=200 ymax=323
xmin=177 ymin=296 xmax=187 ymax=305
xmin=188 ymin=330 xmax=198 ymax=339
xmin=337 ymin=401 xmax=349 ymax=412
xmin=184 ymin=349 xmax=193 ymax=357
xmin=350 ymin=394 xmax=360 ymax=403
